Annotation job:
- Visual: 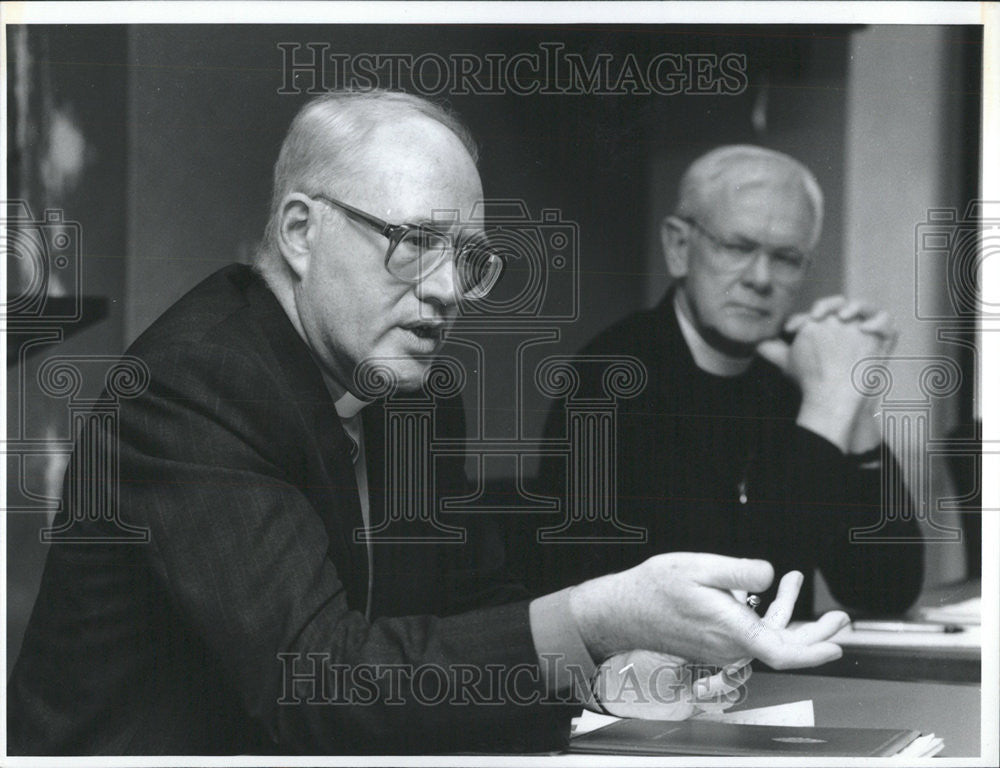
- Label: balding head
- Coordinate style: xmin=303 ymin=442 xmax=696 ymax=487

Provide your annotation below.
xmin=675 ymin=145 xmax=824 ymax=250
xmin=259 ymin=89 xmax=484 ymax=394
xmin=255 ymin=90 xmax=478 ymax=284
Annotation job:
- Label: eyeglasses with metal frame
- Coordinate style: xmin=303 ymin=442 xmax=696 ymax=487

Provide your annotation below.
xmin=682 ymin=216 xmax=811 ymax=284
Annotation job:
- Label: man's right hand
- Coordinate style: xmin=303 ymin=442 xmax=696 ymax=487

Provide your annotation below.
xmin=568 ymin=552 xmax=849 ymax=670
xmin=759 ymin=313 xmax=883 ymax=452
xmin=758 ymin=295 xmax=898 ymax=452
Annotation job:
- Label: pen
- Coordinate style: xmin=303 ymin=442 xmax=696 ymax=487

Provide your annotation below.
xmin=722 ymin=596 xmax=762 ymax=672
xmin=850 ymin=620 xmax=964 ymax=634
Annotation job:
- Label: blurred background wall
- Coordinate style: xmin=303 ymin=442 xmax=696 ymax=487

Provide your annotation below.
xmin=6 ymin=24 xmax=982 ymax=668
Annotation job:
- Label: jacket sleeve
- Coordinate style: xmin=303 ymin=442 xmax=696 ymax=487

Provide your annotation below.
xmin=816 ymin=440 xmax=924 ymax=615
xmin=772 ymin=426 xmax=924 ymax=616
xmin=114 ymin=340 xmax=574 ymax=753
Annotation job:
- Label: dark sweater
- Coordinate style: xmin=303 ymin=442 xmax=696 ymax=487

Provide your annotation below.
xmin=511 ymin=291 xmax=923 ymax=619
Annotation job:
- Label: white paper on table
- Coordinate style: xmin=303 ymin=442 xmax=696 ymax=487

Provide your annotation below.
xmin=919 ymin=596 xmax=981 ymax=625
xmin=570 ymin=709 xmax=622 ymax=736
xmin=693 ymin=699 xmax=815 ymax=727
xmin=829 ymin=622 xmax=981 ymax=649
xmin=571 ymin=699 xmax=815 ymax=737
xmin=896 ymin=733 xmax=945 ymax=757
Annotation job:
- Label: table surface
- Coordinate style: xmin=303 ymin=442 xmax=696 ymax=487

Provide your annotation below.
xmin=919 ymin=578 xmax=982 ymax=606
xmin=790 ymin=579 xmax=984 ymax=683
xmin=737 ymin=672 xmax=982 ymax=757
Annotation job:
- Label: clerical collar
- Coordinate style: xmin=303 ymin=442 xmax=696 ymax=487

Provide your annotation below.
xmin=321 ymin=372 xmax=370 ymax=419
xmin=334 ymin=391 xmax=369 ymax=419
xmin=673 ymin=295 xmax=754 ymax=377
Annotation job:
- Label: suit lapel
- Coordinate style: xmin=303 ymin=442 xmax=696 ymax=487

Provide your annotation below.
xmin=241 ymin=270 xmax=370 ymax=610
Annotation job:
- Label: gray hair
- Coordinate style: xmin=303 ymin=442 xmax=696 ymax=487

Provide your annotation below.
xmin=675 ymin=145 xmax=824 ymax=248
xmin=254 ymin=89 xmax=478 ymax=281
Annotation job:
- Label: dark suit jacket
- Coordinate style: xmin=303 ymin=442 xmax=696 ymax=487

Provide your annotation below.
xmin=8 ymin=265 xmax=572 ymax=755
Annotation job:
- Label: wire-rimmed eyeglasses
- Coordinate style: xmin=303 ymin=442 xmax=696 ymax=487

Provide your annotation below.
xmin=682 ymin=217 xmax=811 ymax=284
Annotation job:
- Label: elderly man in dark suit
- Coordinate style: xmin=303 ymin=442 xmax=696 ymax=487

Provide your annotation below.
xmin=8 ymin=94 xmax=851 ymax=755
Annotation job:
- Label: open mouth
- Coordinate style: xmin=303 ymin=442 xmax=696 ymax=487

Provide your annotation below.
xmin=403 ymin=323 xmax=445 ymax=342
xmin=729 ymin=304 xmax=770 ymax=317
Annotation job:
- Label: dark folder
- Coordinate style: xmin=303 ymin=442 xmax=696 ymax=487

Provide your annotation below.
xmin=570 ymin=719 xmax=920 ymax=757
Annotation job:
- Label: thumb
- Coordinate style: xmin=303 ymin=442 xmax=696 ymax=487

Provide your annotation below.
xmin=783 ymin=312 xmax=810 ymax=335
xmin=693 ymin=555 xmax=775 ymax=593
xmin=756 ymin=339 xmax=790 ymax=371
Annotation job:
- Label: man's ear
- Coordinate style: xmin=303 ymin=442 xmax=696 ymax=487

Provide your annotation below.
xmin=660 ymin=215 xmax=690 ymax=279
xmin=276 ymin=193 xmax=317 ymax=280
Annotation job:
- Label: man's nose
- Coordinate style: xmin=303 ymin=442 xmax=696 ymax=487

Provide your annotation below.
xmin=741 ymin=250 xmax=774 ymax=292
xmin=414 ymin=254 xmax=459 ymax=308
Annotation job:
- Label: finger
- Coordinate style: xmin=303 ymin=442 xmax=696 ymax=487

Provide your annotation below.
xmin=880 ymin=330 xmax=899 ymax=356
xmin=692 ymin=690 xmax=743 ymax=712
xmin=789 ymin=610 xmax=851 ymax=645
xmin=708 ymin=682 xmax=749 ymax=710
xmin=783 ymin=312 xmax=810 ymax=334
xmin=836 ymin=299 xmax=874 ymax=322
xmin=722 ymin=660 xmax=752 ymax=689
xmin=809 ymin=295 xmax=847 ymax=319
xmin=755 ymin=638 xmax=844 ymax=670
xmin=719 ymin=687 xmax=745 ymax=709
xmin=859 ymin=310 xmax=897 ymax=342
xmin=690 ymin=555 xmax=774 ymax=594
xmin=694 ymin=667 xmax=751 ymax=712
xmin=762 ymin=571 xmax=803 ymax=630
xmin=756 ymin=339 xmax=790 ymax=371
xmin=692 ymin=662 xmax=751 ymax=701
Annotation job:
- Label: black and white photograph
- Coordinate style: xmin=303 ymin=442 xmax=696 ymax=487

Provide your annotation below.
xmin=3 ymin=2 xmax=997 ymax=764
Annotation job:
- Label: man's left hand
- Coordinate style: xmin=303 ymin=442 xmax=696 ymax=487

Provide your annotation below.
xmin=784 ymin=295 xmax=899 ymax=355
xmin=760 ymin=295 xmax=898 ymax=454
xmin=591 ymin=650 xmax=751 ymax=720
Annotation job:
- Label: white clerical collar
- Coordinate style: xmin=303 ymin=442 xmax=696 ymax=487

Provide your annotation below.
xmin=321 ymin=372 xmax=370 ymax=419
xmin=334 ymin=391 xmax=369 ymax=420
xmin=673 ymin=295 xmax=754 ymax=377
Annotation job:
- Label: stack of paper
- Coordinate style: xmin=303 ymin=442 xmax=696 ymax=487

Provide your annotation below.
xmin=570 ymin=702 xmax=944 ymax=757
xmin=693 ymin=699 xmax=814 ymax=727
xmin=571 ymin=699 xmax=814 ymax=736
xmin=569 ymin=719 xmax=931 ymax=757
xmin=896 ymin=733 xmax=945 ymax=757
xmin=571 ymin=710 xmax=622 ymax=737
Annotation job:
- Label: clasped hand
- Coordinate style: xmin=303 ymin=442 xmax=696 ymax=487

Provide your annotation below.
xmin=591 ymin=650 xmax=751 ymax=720
xmin=757 ymin=295 xmax=898 ymax=453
